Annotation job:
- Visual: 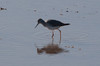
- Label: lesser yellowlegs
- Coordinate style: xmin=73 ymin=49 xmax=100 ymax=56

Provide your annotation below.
xmin=35 ymin=18 xmax=70 ymax=42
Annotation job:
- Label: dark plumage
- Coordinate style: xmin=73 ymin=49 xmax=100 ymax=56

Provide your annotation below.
xmin=47 ymin=20 xmax=70 ymax=27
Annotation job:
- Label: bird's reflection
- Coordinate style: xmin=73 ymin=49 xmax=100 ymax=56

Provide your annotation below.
xmin=35 ymin=37 xmax=69 ymax=55
xmin=37 ymin=44 xmax=66 ymax=54
xmin=35 ymin=38 xmax=82 ymax=55
xmin=36 ymin=40 xmax=68 ymax=55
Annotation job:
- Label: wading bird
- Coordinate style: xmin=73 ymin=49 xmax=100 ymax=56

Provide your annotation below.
xmin=35 ymin=18 xmax=70 ymax=43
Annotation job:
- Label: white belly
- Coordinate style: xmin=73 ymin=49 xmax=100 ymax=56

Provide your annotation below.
xmin=46 ymin=25 xmax=60 ymax=30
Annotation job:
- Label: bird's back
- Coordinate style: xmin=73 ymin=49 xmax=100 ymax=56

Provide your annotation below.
xmin=46 ymin=20 xmax=70 ymax=27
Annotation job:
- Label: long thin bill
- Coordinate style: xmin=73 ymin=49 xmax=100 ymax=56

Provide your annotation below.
xmin=35 ymin=23 xmax=39 ymax=28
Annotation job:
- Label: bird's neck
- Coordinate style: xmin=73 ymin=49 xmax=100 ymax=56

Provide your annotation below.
xmin=40 ymin=21 xmax=47 ymax=27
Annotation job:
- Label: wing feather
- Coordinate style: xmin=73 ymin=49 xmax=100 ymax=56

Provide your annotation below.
xmin=47 ymin=20 xmax=64 ymax=27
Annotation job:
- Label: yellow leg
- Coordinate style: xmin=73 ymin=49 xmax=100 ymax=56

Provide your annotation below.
xmin=52 ymin=31 xmax=54 ymax=44
xmin=58 ymin=29 xmax=61 ymax=44
xmin=52 ymin=31 xmax=54 ymax=39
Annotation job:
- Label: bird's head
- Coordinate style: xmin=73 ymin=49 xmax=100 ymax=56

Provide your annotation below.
xmin=35 ymin=18 xmax=45 ymax=28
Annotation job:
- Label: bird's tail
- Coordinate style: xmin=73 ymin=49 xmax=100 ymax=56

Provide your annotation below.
xmin=63 ymin=23 xmax=70 ymax=26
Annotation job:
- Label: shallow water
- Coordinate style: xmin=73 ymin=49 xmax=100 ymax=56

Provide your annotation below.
xmin=0 ymin=0 xmax=100 ymax=66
